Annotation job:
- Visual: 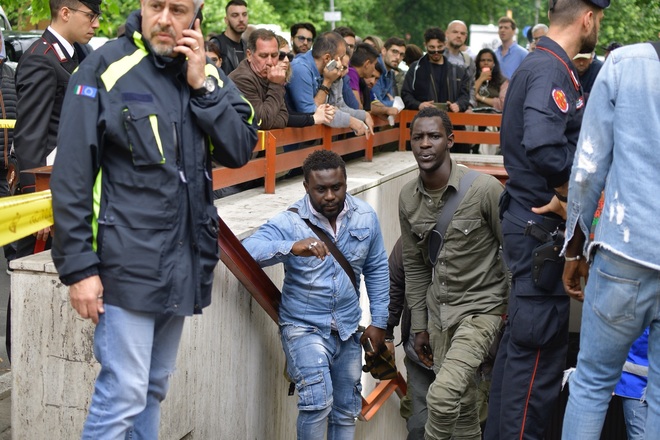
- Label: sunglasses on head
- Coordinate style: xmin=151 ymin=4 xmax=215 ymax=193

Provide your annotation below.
xmin=279 ymin=51 xmax=294 ymax=62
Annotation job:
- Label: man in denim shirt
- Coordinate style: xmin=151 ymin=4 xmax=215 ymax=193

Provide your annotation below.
xmin=560 ymin=41 xmax=660 ymax=440
xmin=243 ymin=150 xmax=389 ymax=440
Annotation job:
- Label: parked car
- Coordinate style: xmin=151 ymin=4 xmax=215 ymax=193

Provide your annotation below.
xmin=0 ymin=5 xmax=40 ymax=63
xmin=4 ymin=31 xmax=40 ymax=63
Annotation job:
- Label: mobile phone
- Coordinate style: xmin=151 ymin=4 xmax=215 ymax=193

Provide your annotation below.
xmin=325 ymin=59 xmax=338 ymax=71
xmin=362 ymin=337 xmax=375 ymax=353
xmin=188 ymin=5 xmax=203 ymax=29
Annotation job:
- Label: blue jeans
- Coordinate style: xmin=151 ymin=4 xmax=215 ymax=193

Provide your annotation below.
xmin=561 ymin=248 xmax=660 ymax=440
xmin=82 ymin=304 xmax=185 ymax=440
xmin=622 ymin=397 xmax=647 ymax=440
xmin=280 ymin=325 xmax=363 ymax=440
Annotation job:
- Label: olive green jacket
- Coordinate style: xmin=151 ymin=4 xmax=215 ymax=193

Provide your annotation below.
xmin=399 ymin=159 xmax=508 ymax=333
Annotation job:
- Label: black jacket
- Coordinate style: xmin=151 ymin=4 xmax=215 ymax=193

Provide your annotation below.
xmin=386 ymin=238 xmax=408 ymax=342
xmin=14 ymin=29 xmax=79 ymax=193
xmin=0 ymin=61 xmax=16 ymax=168
xmin=401 ymin=54 xmax=471 ymax=111
xmin=212 ymin=33 xmax=247 ymax=76
xmin=51 ymin=11 xmax=258 ymax=315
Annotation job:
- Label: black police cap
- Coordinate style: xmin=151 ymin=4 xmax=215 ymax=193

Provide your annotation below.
xmin=587 ymin=0 xmax=610 ymax=8
xmin=79 ymin=0 xmax=102 ymax=15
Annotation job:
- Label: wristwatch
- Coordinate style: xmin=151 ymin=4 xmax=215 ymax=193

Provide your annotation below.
xmin=192 ymin=76 xmax=217 ymax=97
xmin=318 ymin=84 xmax=331 ymax=94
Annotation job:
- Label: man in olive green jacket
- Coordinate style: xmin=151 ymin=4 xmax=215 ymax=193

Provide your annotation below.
xmin=399 ymin=107 xmax=507 ymax=440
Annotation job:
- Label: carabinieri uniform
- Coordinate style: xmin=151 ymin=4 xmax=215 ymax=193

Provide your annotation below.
xmin=484 ymin=36 xmax=585 ymax=440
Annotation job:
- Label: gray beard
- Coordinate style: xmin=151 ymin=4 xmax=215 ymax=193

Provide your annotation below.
xmin=152 ymin=45 xmax=175 ymax=57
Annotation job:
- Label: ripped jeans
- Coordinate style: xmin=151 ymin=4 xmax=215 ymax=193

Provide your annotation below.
xmin=82 ymin=304 xmax=185 ymax=440
xmin=281 ymin=325 xmax=363 ymax=440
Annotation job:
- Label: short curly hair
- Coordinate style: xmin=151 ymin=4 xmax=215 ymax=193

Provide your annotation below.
xmin=302 ymin=150 xmax=347 ymax=182
xmin=410 ymin=107 xmax=453 ymax=137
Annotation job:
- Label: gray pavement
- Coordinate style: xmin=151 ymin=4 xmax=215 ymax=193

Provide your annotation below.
xmin=0 ymin=255 xmax=12 ymax=439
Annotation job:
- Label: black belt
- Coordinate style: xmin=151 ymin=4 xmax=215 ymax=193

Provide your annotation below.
xmin=504 ymin=199 xmax=564 ymax=232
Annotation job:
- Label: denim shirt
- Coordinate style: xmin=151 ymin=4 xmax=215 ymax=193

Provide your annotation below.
xmin=285 ymin=51 xmax=321 ymax=114
xmin=242 ymin=193 xmax=390 ymax=340
xmin=563 ymin=43 xmax=660 ymax=271
xmin=371 ymin=56 xmax=396 ymax=106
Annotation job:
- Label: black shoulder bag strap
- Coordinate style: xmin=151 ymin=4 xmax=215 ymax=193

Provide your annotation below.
xmin=287 ymin=208 xmax=359 ymax=294
xmin=651 ymin=41 xmax=660 ymax=59
xmin=428 ymin=170 xmax=480 ymax=266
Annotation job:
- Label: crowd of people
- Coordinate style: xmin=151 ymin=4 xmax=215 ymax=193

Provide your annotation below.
xmin=0 ymin=0 xmax=658 ymax=439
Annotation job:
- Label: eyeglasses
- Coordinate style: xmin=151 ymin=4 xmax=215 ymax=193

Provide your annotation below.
xmin=68 ymin=7 xmax=101 ymax=23
xmin=295 ymin=35 xmax=314 ymax=44
xmin=426 ymin=50 xmax=443 ymax=55
xmin=279 ymin=51 xmax=294 ymax=62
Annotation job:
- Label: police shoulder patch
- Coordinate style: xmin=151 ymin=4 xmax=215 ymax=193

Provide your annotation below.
xmin=552 ymin=88 xmax=569 ymax=113
xmin=74 ymin=85 xmax=98 ymax=99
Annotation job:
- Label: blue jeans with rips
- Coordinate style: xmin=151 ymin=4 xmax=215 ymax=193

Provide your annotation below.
xmin=561 ymin=248 xmax=660 ymax=440
xmin=280 ymin=325 xmax=363 ymax=440
xmin=622 ymin=397 xmax=647 ymax=440
xmin=81 ymin=304 xmax=185 ymax=440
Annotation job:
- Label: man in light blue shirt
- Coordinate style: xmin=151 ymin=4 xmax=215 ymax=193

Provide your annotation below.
xmin=285 ymin=31 xmax=371 ymax=138
xmin=495 ymin=16 xmax=528 ymax=79
xmin=243 ymin=150 xmax=389 ymax=440
xmin=285 ymin=32 xmax=343 ymax=114
xmin=560 ymin=41 xmax=660 ymax=440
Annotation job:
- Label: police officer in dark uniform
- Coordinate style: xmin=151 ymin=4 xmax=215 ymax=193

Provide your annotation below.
xmin=15 ymin=0 xmax=101 ymax=198
xmin=9 ymin=0 xmax=101 ymax=360
xmin=483 ymin=1 xmax=609 ymax=439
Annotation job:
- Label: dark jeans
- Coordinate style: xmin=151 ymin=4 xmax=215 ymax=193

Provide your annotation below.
xmin=404 ymin=355 xmax=435 ymax=440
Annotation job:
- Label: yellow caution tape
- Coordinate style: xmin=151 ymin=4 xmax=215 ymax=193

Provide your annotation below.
xmin=0 ymin=190 xmax=53 ymax=247
xmin=0 ymin=119 xmax=16 ymax=129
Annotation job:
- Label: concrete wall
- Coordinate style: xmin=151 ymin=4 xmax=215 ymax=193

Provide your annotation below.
xmin=10 ymin=151 xmax=421 ymax=439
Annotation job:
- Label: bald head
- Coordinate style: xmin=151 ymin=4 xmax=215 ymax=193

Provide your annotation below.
xmin=446 ymin=20 xmax=468 ymax=51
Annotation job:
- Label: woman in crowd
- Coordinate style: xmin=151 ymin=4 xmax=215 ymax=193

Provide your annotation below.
xmin=204 ymin=40 xmax=222 ymax=69
xmin=473 ymin=48 xmax=508 ymax=154
xmin=473 ymin=48 xmax=508 ymax=111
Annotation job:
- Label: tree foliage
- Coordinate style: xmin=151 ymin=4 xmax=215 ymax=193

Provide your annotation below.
xmin=5 ymin=0 xmax=659 ymax=54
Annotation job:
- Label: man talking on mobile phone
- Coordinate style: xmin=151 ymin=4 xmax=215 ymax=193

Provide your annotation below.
xmin=49 ymin=0 xmax=257 ymax=437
